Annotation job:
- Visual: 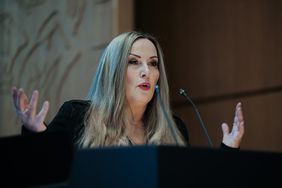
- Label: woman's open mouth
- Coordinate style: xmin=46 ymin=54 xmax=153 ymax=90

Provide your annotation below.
xmin=138 ymin=82 xmax=151 ymax=91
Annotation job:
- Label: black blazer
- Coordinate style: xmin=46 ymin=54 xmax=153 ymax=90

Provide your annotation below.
xmin=22 ymin=100 xmax=235 ymax=149
xmin=22 ymin=100 xmax=190 ymax=145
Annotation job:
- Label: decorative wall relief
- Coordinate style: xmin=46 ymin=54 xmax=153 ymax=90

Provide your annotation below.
xmin=0 ymin=0 xmax=113 ymax=136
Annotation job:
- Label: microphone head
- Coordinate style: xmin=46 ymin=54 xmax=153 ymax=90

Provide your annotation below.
xmin=179 ymin=88 xmax=186 ymax=96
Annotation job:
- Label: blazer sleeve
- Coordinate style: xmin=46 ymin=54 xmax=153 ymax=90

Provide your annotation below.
xmin=22 ymin=100 xmax=90 ymax=142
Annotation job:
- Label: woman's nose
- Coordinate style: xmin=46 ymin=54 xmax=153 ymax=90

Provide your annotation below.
xmin=140 ymin=63 xmax=149 ymax=78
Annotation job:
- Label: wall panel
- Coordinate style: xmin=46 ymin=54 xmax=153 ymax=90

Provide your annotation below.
xmin=136 ymin=0 xmax=282 ymax=152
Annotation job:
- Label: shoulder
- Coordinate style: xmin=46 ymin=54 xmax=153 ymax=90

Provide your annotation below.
xmin=173 ymin=115 xmax=185 ymax=126
xmin=50 ymin=99 xmax=91 ymax=124
xmin=47 ymin=100 xmax=91 ymax=134
xmin=59 ymin=99 xmax=91 ymax=114
xmin=62 ymin=99 xmax=91 ymax=108
xmin=173 ymin=114 xmax=190 ymax=145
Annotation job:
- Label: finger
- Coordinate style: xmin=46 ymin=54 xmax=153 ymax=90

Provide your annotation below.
xmin=37 ymin=101 xmax=49 ymax=124
xmin=19 ymin=89 xmax=29 ymax=111
xmin=16 ymin=88 xmax=23 ymax=110
xmin=232 ymin=119 xmax=239 ymax=134
xmin=233 ymin=102 xmax=241 ymax=123
xmin=232 ymin=102 xmax=243 ymax=131
xmin=231 ymin=122 xmax=239 ymax=133
xmin=236 ymin=102 xmax=242 ymax=110
xmin=237 ymin=103 xmax=244 ymax=122
xmin=12 ymin=86 xmax=19 ymax=109
xmin=238 ymin=121 xmax=245 ymax=138
xmin=26 ymin=90 xmax=39 ymax=117
xmin=221 ymin=123 xmax=229 ymax=135
xmin=16 ymin=88 xmax=28 ymax=112
xmin=12 ymin=87 xmax=23 ymax=115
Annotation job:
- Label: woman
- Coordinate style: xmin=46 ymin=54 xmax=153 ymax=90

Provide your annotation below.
xmin=12 ymin=31 xmax=244 ymax=148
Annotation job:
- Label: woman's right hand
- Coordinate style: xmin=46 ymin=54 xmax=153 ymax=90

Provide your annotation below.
xmin=12 ymin=87 xmax=49 ymax=132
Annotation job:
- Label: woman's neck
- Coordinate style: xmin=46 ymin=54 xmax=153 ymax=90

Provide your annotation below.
xmin=127 ymin=102 xmax=147 ymax=125
xmin=126 ymin=103 xmax=147 ymax=144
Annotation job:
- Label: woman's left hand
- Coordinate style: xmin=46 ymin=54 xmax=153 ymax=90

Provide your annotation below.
xmin=221 ymin=102 xmax=245 ymax=148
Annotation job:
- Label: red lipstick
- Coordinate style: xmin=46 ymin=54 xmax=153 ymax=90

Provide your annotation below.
xmin=138 ymin=82 xmax=151 ymax=91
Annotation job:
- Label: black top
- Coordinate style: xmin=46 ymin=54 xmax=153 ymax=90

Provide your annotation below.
xmin=22 ymin=99 xmax=235 ymax=149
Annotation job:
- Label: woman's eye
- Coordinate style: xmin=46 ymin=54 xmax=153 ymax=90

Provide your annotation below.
xmin=150 ymin=61 xmax=159 ymax=67
xmin=128 ymin=60 xmax=138 ymax=65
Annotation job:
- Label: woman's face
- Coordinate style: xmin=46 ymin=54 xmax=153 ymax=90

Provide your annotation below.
xmin=126 ymin=38 xmax=160 ymax=107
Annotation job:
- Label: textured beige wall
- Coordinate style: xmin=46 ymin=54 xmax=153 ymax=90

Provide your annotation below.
xmin=0 ymin=0 xmax=133 ymax=137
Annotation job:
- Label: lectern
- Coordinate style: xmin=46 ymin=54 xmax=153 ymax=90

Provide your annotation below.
xmin=1 ymin=132 xmax=281 ymax=187
xmin=0 ymin=131 xmax=73 ymax=187
xmin=69 ymin=146 xmax=282 ymax=188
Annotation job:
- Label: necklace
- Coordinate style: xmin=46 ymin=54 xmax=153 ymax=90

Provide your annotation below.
xmin=127 ymin=136 xmax=137 ymax=145
xmin=127 ymin=135 xmax=147 ymax=145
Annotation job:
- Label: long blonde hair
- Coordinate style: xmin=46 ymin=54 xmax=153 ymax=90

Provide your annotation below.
xmin=78 ymin=31 xmax=186 ymax=148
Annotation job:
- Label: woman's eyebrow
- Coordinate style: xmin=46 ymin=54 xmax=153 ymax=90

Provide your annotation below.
xmin=129 ymin=53 xmax=141 ymax=58
xmin=150 ymin=56 xmax=158 ymax=59
xmin=129 ymin=53 xmax=158 ymax=59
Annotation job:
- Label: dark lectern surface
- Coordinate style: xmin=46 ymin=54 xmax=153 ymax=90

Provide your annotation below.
xmin=0 ymin=131 xmax=73 ymax=188
xmin=68 ymin=146 xmax=282 ymax=188
xmin=1 ymin=131 xmax=282 ymax=188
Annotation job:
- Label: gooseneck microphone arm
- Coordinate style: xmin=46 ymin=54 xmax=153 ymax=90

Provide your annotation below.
xmin=179 ymin=88 xmax=213 ymax=148
xmin=155 ymin=85 xmax=180 ymax=146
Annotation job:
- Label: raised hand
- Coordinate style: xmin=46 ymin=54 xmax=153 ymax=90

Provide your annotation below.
xmin=221 ymin=102 xmax=245 ymax=148
xmin=12 ymin=87 xmax=49 ymax=132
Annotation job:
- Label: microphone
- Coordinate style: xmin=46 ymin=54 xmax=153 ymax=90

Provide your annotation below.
xmin=179 ymin=88 xmax=213 ymax=148
xmin=155 ymin=85 xmax=180 ymax=145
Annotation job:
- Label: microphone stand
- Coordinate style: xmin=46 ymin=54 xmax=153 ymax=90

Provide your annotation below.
xmin=179 ymin=88 xmax=213 ymax=148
